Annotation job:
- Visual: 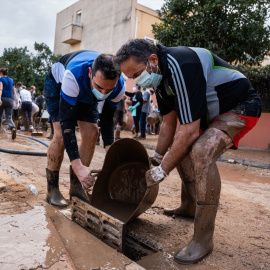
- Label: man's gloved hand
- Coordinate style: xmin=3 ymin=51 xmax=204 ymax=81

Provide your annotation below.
xmin=150 ymin=151 xmax=164 ymax=166
xmin=145 ymin=165 xmax=168 ymax=188
xmin=0 ymin=100 xmax=2 ymax=106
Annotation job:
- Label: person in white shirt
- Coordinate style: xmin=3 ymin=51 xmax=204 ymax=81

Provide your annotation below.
xmin=20 ymin=87 xmax=33 ymax=131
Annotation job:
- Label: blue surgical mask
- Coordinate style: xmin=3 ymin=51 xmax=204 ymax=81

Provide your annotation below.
xmin=92 ymin=88 xmax=112 ymax=100
xmin=134 ymin=62 xmax=162 ymax=88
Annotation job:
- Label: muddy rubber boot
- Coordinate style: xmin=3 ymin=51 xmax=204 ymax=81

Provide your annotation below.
xmin=115 ymin=130 xmax=121 ymax=141
xmin=174 ymin=204 xmax=218 ymax=264
xmin=11 ymin=128 xmax=16 ymax=140
xmin=46 ymin=168 xmax=68 ymax=208
xmin=69 ymin=166 xmax=91 ymax=203
xmin=164 ymin=180 xmax=196 ymax=218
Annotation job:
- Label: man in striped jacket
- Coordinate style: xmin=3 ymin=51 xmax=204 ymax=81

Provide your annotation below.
xmin=116 ymin=39 xmax=261 ymax=264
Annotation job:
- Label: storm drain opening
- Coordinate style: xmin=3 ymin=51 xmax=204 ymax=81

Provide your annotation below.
xmin=71 ymin=197 xmax=159 ymax=261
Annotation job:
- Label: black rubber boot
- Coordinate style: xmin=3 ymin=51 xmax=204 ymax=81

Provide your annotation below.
xmin=11 ymin=128 xmax=16 ymax=140
xmin=46 ymin=168 xmax=68 ymax=208
xmin=69 ymin=166 xmax=91 ymax=203
xmin=174 ymin=204 xmax=217 ymax=264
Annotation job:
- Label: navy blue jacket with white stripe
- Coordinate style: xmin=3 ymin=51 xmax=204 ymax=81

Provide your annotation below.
xmin=155 ymin=44 xmax=257 ymax=130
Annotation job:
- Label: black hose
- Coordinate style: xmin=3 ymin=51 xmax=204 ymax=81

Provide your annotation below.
xmin=15 ymin=133 xmax=49 ymax=147
xmin=0 ymin=132 xmax=48 ymax=156
xmin=0 ymin=148 xmax=47 ymax=156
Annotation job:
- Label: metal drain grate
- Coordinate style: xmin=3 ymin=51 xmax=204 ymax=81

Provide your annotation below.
xmin=71 ymin=197 xmax=159 ymax=261
xmin=72 ymin=197 xmax=126 ymax=251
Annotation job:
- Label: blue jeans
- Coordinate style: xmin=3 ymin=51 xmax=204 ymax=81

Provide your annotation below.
xmin=140 ymin=112 xmax=147 ymax=138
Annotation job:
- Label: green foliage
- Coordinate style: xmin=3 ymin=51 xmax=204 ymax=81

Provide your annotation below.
xmin=0 ymin=43 xmax=61 ymax=95
xmin=236 ymin=64 xmax=270 ymax=112
xmin=153 ymin=0 xmax=270 ymax=65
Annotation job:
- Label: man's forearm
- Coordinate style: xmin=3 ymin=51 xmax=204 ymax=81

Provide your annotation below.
xmin=161 ymin=119 xmax=200 ymax=174
xmin=155 ymin=111 xmax=178 ymax=156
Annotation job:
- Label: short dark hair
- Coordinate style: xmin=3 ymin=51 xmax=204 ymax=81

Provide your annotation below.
xmin=0 ymin=68 xmax=8 ymax=76
xmin=116 ymin=39 xmax=158 ymax=65
xmin=16 ymin=82 xmax=22 ymax=88
xmin=92 ymin=54 xmax=121 ymax=80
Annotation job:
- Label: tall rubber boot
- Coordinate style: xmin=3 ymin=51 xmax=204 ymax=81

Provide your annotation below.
xmin=46 ymin=168 xmax=68 ymax=208
xmin=164 ymin=180 xmax=196 ymax=218
xmin=174 ymin=204 xmax=218 ymax=264
xmin=69 ymin=166 xmax=91 ymax=203
xmin=115 ymin=130 xmax=121 ymax=141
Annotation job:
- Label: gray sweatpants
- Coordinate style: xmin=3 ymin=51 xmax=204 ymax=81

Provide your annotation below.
xmin=0 ymin=96 xmax=15 ymax=129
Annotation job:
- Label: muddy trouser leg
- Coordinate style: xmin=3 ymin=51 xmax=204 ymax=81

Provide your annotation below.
xmin=2 ymin=97 xmax=15 ymax=128
xmin=164 ymin=153 xmax=196 ymax=217
xmin=174 ymin=128 xmax=233 ymax=264
xmin=46 ymin=168 xmax=68 ymax=207
xmin=27 ymin=103 xmax=33 ymax=125
xmin=0 ymin=104 xmax=4 ymax=128
xmin=21 ymin=103 xmax=27 ymax=126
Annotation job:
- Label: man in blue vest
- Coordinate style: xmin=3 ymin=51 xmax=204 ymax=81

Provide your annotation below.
xmin=116 ymin=39 xmax=261 ymax=264
xmin=44 ymin=51 xmax=125 ymax=208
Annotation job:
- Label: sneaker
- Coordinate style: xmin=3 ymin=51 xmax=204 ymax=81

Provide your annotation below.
xmin=138 ymin=136 xmax=146 ymax=140
xmin=11 ymin=128 xmax=16 ymax=140
xmin=29 ymin=125 xmax=34 ymax=131
xmin=20 ymin=126 xmax=25 ymax=131
xmin=133 ymin=133 xmax=138 ymax=138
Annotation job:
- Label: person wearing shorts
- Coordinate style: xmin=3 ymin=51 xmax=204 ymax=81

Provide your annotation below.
xmin=43 ymin=51 xmax=125 ymax=208
xmin=116 ymin=39 xmax=262 ymax=264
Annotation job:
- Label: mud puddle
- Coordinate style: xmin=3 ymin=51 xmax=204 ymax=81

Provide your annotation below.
xmin=0 ymin=205 xmax=65 ymax=270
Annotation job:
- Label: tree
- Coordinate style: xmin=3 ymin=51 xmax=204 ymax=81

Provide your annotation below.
xmin=0 ymin=43 xmax=60 ymax=94
xmin=153 ymin=0 xmax=270 ymax=65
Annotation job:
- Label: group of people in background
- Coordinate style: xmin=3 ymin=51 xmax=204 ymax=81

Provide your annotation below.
xmin=125 ymin=85 xmax=159 ymax=140
xmin=0 ymin=67 xmax=45 ymax=135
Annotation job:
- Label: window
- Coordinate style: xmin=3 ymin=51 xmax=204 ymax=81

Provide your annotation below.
xmin=76 ymin=10 xmax=82 ymax=26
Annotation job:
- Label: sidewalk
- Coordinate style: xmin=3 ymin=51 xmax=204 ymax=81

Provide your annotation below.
xmin=119 ymin=130 xmax=270 ymax=169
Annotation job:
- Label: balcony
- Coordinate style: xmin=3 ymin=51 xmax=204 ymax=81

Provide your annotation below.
xmin=61 ymin=21 xmax=82 ymax=44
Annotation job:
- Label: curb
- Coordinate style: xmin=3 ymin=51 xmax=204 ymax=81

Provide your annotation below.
xmin=142 ymin=144 xmax=270 ymax=170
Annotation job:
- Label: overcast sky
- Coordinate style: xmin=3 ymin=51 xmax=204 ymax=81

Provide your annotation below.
xmin=0 ymin=0 xmax=165 ymax=55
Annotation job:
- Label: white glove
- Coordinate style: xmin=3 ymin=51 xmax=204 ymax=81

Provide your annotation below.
xmin=0 ymin=100 xmax=2 ymax=106
xmin=150 ymin=151 xmax=164 ymax=166
xmin=145 ymin=165 xmax=168 ymax=188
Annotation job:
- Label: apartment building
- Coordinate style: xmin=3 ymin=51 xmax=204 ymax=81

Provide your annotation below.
xmin=53 ymin=0 xmax=160 ymax=55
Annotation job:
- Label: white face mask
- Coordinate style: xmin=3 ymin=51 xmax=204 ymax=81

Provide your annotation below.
xmin=92 ymin=88 xmax=113 ymax=100
xmin=134 ymin=62 xmax=162 ymax=88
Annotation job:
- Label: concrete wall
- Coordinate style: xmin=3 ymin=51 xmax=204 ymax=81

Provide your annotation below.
xmin=54 ymin=0 xmax=137 ymax=55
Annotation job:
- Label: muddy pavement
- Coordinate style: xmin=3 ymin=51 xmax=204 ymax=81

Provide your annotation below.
xmin=0 ymin=130 xmax=270 ymax=269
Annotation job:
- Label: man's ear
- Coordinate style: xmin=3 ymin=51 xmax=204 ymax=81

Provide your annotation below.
xmin=88 ymin=67 xmax=92 ymax=78
xmin=148 ymin=54 xmax=159 ymax=66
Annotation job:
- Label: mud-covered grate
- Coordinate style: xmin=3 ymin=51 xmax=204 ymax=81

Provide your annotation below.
xmin=71 ymin=197 xmax=159 ymax=261
xmin=72 ymin=197 xmax=126 ymax=251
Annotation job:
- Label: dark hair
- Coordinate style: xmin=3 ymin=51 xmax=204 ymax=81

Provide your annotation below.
xmin=16 ymin=82 xmax=22 ymax=87
xmin=116 ymin=39 xmax=158 ymax=65
xmin=92 ymin=54 xmax=121 ymax=80
xmin=0 ymin=68 xmax=8 ymax=76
